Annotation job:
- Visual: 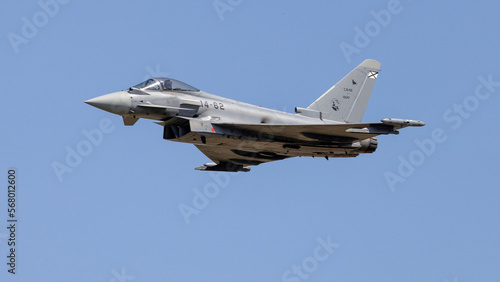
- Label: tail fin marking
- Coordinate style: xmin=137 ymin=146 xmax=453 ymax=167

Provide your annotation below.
xmin=307 ymin=59 xmax=381 ymax=123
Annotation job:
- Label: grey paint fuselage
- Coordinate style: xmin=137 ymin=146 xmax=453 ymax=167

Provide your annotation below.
xmin=85 ymin=60 xmax=425 ymax=171
xmin=125 ymin=89 xmax=335 ymax=126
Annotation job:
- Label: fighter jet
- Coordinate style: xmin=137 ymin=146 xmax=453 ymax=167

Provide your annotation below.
xmin=85 ymin=59 xmax=424 ymax=172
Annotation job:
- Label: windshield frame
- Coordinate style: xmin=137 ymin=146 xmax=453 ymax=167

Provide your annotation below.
xmin=130 ymin=77 xmax=199 ymax=92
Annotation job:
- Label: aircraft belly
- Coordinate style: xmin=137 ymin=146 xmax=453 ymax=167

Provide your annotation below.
xmin=185 ymin=133 xmax=362 ymax=160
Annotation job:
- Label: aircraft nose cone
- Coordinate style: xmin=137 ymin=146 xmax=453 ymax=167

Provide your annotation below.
xmin=85 ymin=91 xmax=131 ymax=115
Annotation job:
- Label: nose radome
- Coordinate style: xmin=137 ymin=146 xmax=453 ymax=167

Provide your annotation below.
xmin=85 ymin=91 xmax=131 ymax=115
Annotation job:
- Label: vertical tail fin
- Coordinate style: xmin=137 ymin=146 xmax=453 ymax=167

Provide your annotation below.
xmin=307 ymin=59 xmax=381 ymax=123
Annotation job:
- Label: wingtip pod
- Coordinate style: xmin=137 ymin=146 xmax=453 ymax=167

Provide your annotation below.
xmin=381 ymin=118 xmax=426 ymax=127
xmin=360 ymin=59 xmax=381 ymax=70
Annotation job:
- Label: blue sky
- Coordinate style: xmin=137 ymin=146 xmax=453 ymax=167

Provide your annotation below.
xmin=1 ymin=1 xmax=500 ymax=281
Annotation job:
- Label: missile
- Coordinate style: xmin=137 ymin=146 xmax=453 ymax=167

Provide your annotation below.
xmin=381 ymin=118 xmax=425 ymax=127
xmin=195 ymin=163 xmax=251 ymax=172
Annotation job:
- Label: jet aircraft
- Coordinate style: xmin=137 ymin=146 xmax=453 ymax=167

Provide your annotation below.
xmin=85 ymin=59 xmax=425 ymax=172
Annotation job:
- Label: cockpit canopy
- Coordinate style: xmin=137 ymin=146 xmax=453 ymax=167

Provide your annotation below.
xmin=131 ymin=77 xmax=199 ymax=92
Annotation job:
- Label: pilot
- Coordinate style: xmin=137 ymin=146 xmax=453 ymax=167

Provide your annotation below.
xmin=162 ymin=79 xmax=172 ymax=91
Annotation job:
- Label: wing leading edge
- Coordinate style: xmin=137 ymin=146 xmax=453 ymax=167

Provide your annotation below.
xmin=191 ymin=118 xmax=424 ymax=171
xmin=212 ymin=118 xmax=425 ymax=143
